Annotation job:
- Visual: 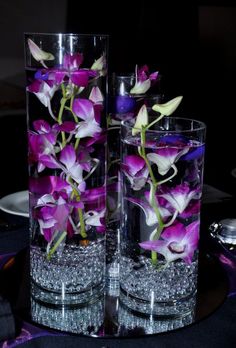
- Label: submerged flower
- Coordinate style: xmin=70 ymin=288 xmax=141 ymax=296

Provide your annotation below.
xmin=121 ymin=155 xmax=149 ymax=190
xmin=159 ymin=183 xmax=200 ymax=214
xmin=127 ymin=190 xmax=171 ymax=226
xmin=147 ymin=147 xmax=189 ymax=175
xmin=27 ymin=79 xmax=58 ymax=107
xmin=72 ymin=98 xmax=102 ymax=138
xmin=140 ymin=221 xmax=199 ymax=264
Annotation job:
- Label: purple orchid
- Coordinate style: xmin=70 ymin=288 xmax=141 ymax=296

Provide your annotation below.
xmin=51 ymin=52 xmax=98 ymax=88
xmin=140 ymin=221 xmax=200 ymax=264
xmin=26 ymin=39 xmax=108 ymax=258
xmin=36 ymin=196 xmax=70 ymax=242
xmin=147 ymin=147 xmax=189 ymax=176
xmin=121 ymin=155 xmax=149 ymax=191
xmin=29 ymin=176 xmax=72 ymax=196
xmin=28 ymin=131 xmax=57 ymax=172
xmin=130 ymin=65 xmax=158 ymax=94
xmin=27 ymin=79 xmax=58 ymax=108
xmin=127 ymin=190 xmax=172 ymax=226
xmin=39 ymin=145 xmax=86 ymax=191
xmin=159 ymin=183 xmax=200 ymax=214
xmin=72 ymin=98 xmax=102 ymax=138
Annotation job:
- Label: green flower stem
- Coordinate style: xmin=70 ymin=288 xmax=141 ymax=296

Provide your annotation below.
xmin=58 ymin=97 xmax=67 ymax=146
xmin=163 ymin=210 xmax=178 ymax=228
xmin=70 ymin=184 xmax=87 ymax=239
xmin=140 ymin=126 xmax=164 ymax=265
xmin=47 ymin=231 xmax=67 ymax=260
xmin=70 ymin=90 xmax=79 ymax=123
xmin=158 ymin=164 xmax=177 ymax=186
xmin=146 ymin=113 xmax=165 ymax=130
xmin=74 ymin=138 xmax=80 ymax=150
xmin=78 ymin=206 xmax=87 ymax=238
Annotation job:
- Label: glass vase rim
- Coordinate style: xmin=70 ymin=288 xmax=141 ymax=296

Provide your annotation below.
xmin=112 ymin=72 xmax=135 ymax=79
xmin=121 ymin=116 xmax=206 ymax=134
xmin=24 ymin=32 xmax=109 ymax=39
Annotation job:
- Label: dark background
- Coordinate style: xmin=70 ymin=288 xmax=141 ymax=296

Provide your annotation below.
xmin=67 ymin=2 xmax=236 ymax=196
xmin=1 ymin=2 xmax=236 ymax=196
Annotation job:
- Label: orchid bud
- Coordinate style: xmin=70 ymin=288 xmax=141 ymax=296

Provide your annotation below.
xmin=130 ymin=79 xmax=151 ymax=94
xmin=28 ymin=38 xmax=54 ymax=63
xmin=91 ymin=54 xmax=106 ymax=71
xmin=152 ymin=96 xmax=183 ymax=116
xmin=132 ymin=105 xmax=148 ymax=136
xmin=89 ymin=86 xmax=104 ymax=104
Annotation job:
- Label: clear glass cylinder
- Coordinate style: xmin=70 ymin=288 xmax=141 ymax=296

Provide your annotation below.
xmin=24 ymin=33 xmax=108 ymax=306
xmin=106 ymin=71 xmax=163 ymax=281
xmin=120 ymin=116 xmax=206 ymax=317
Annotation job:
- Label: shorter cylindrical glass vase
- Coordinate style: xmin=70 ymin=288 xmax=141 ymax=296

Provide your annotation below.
xmin=120 ymin=116 xmax=206 ymax=317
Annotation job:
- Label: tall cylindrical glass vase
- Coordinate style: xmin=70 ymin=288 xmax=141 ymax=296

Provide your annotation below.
xmin=24 ymin=33 xmax=108 ymax=306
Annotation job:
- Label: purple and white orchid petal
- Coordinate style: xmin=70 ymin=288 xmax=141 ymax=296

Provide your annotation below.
xmin=40 ymin=154 xmax=60 ymax=169
xmin=149 ymin=71 xmax=159 ymax=80
xmin=160 ymin=184 xmax=199 ymax=214
xmin=38 ymin=162 xmax=45 ymax=173
xmin=147 ymin=147 xmax=189 ymax=175
xmin=63 ymin=53 xmax=83 ymax=70
xmin=121 ymin=165 xmax=149 ymax=191
xmin=161 ymin=222 xmax=187 ymax=241
xmin=89 ymin=86 xmax=104 ymax=104
xmin=53 ymin=121 xmax=76 ymax=133
xmin=59 ymin=145 xmax=76 ymax=170
xmin=29 ymin=176 xmax=71 ymax=195
xmin=72 ymin=98 xmax=94 ymax=121
xmin=127 ymin=197 xmax=171 ymax=226
xmin=84 ymin=208 xmax=106 ymax=227
xmin=69 ymin=163 xmax=84 ymax=184
xmin=33 ymin=81 xmax=58 ymax=107
xmin=78 ymin=181 xmax=86 ymax=192
xmin=182 ymin=220 xmax=200 ymax=250
xmin=140 ymin=221 xmax=199 ymax=264
xmin=28 ymin=38 xmax=54 ymax=63
xmin=71 ymin=71 xmax=89 ymax=87
xmin=33 ymin=120 xmax=51 ymax=133
xmin=37 ymin=194 xmax=55 ymax=206
xmin=123 ymin=155 xmax=146 ymax=176
xmin=75 ymin=120 xmax=102 ymax=138
xmin=140 ymin=238 xmax=184 ymax=263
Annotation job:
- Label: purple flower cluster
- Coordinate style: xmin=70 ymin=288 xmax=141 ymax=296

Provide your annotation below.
xmin=122 ymin=120 xmax=204 ymax=265
xmin=27 ymin=40 xmax=106 ymax=250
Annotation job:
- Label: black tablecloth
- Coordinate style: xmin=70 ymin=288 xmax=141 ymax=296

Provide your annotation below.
xmin=0 ymin=198 xmax=236 ymax=347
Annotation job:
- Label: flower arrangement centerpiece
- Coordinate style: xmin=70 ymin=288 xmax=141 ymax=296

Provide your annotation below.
xmin=25 ymin=33 xmax=108 ymax=306
xmin=120 ymin=96 xmax=206 ymax=317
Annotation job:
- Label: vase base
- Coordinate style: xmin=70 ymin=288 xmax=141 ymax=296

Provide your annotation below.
xmin=119 ymin=286 xmax=197 ymax=319
xmin=31 ymin=280 xmax=105 ymax=308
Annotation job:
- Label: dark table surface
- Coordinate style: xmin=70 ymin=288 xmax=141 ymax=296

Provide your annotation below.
xmin=0 ymin=194 xmax=236 ymax=347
